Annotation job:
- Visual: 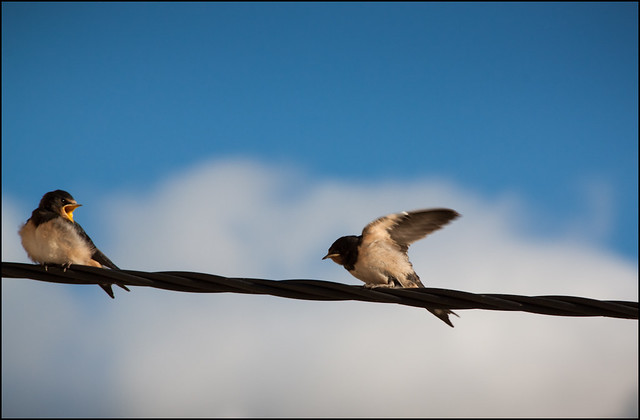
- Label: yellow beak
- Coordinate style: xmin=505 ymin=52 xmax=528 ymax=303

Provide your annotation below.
xmin=322 ymin=252 xmax=339 ymax=260
xmin=63 ymin=203 xmax=82 ymax=223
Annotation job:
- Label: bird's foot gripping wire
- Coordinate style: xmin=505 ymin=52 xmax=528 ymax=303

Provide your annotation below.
xmin=41 ymin=262 xmax=73 ymax=272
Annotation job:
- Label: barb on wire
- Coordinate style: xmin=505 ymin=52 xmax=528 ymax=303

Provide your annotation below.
xmin=1 ymin=262 xmax=637 ymax=320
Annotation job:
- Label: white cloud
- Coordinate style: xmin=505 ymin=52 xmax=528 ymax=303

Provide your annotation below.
xmin=2 ymin=158 xmax=637 ymax=417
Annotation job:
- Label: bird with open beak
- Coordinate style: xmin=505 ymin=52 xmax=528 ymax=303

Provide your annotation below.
xmin=19 ymin=189 xmax=130 ymax=298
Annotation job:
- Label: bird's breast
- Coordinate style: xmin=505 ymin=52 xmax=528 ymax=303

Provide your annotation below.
xmin=349 ymin=240 xmax=415 ymax=286
xmin=19 ymin=218 xmax=94 ymax=265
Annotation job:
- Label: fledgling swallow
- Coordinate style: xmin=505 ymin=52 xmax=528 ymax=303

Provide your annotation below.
xmin=323 ymin=208 xmax=460 ymax=327
xmin=18 ymin=189 xmax=130 ymax=298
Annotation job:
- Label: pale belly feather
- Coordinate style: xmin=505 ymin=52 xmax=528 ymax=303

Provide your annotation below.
xmin=19 ymin=219 xmax=94 ymax=265
xmin=349 ymin=240 xmax=415 ymax=287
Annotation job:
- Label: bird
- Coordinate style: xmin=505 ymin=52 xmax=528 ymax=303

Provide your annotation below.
xmin=323 ymin=208 xmax=460 ymax=327
xmin=18 ymin=189 xmax=130 ymax=299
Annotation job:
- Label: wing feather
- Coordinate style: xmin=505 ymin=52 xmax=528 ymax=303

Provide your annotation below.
xmin=73 ymin=222 xmax=120 ymax=270
xmin=364 ymin=208 xmax=459 ymax=252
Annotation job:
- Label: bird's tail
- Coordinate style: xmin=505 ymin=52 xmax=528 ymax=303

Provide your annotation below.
xmin=99 ymin=284 xmax=115 ymax=299
xmin=99 ymin=283 xmax=130 ymax=299
xmin=427 ymin=308 xmax=459 ymax=328
xmin=91 ymin=251 xmax=130 ymax=298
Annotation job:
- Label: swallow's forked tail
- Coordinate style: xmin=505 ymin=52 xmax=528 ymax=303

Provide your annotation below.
xmin=99 ymin=283 xmax=130 ymax=299
xmin=427 ymin=308 xmax=459 ymax=328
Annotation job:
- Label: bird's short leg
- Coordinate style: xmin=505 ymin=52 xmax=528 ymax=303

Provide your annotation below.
xmin=62 ymin=262 xmax=72 ymax=272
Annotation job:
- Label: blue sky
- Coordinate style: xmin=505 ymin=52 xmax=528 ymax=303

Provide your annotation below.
xmin=2 ymin=2 xmax=638 ymax=258
xmin=2 ymin=2 xmax=638 ymax=418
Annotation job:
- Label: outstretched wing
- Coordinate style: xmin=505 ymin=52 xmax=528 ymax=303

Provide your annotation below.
xmin=363 ymin=208 xmax=459 ymax=252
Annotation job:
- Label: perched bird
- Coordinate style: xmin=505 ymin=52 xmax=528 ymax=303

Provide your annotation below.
xmin=323 ymin=208 xmax=460 ymax=327
xmin=18 ymin=189 xmax=130 ymax=298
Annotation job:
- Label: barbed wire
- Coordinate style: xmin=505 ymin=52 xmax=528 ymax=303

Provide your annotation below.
xmin=1 ymin=262 xmax=637 ymax=320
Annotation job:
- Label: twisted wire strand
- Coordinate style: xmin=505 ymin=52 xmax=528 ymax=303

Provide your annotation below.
xmin=2 ymin=262 xmax=637 ymax=320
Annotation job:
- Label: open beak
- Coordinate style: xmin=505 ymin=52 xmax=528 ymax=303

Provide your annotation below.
xmin=62 ymin=203 xmax=82 ymax=223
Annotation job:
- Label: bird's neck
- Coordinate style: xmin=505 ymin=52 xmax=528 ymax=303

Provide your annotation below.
xmin=30 ymin=208 xmax=60 ymax=227
xmin=342 ymin=235 xmax=362 ymax=271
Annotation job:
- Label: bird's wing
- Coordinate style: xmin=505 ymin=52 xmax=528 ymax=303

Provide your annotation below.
xmin=363 ymin=208 xmax=459 ymax=252
xmin=92 ymin=247 xmax=120 ymax=270
xmin=73 ymin=222 xmax=120 ymax=270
